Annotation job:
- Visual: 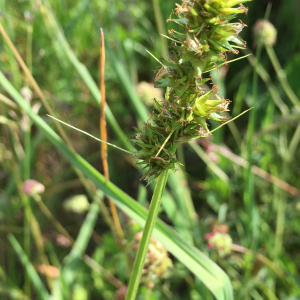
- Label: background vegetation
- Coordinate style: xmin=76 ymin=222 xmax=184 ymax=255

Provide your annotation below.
xmin=1 ymin=0 xmax=300 ymax=299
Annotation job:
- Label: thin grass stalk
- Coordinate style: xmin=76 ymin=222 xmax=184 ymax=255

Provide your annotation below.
xmin=272 ymin=167 xmax=287 ymax=258
xmin=265 ymin=45 xmax=300 ymax=109
xmin=0 ymin=21 xmax=115 ymax=231
xmin=8 ymin=235 xmax=50 ymax=300
xmin=264 ymin=44 xmax=300 ymax=159
xmin=22 ymin=195 xmax=31 ymax=298
xmin=26 ymin=24 xmax=33 ymax=73
xmin=244 ymin=6 xmax=271 ymax=247
xmin=189 ymin=141 xmax=229 ymax=183
xmin=0 ymin=93 xmax=18 ymax=109
xmin=3 ymin=156 xmax=53 ymax=289
xmin=23 ymin=25 xmax=33 ymax=295
xmin=202 ymin=139 xmax=299 ymax=196
xmin=33 ymin=195 xmax=124 ymax=289
xmin=289 ymin=123 xmax=300 ymax=156
xmin=22 ymin=128 xmax=31 ymax=298
xmin=231 ymin=244 xmax=286 ymax=280
xmin=152 ymin=0 xmax=168 ymax=57
xmin=100 ymin=28 xmax=124 ymax=240
xmin=125 ymin=170 xmax=169 ymax=300
xmin=245 ymin=51 xmax=289 ymax=116
xmin=255 ymin=111 xmax=300 ymax=137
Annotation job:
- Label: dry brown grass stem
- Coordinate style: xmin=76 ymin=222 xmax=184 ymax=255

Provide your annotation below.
xmin=231 ymin=244 xmax=286 ymax=280
xmin=201 ymin=139 xmax=299 ymax=196
xmin=100 ymin=28 xmax=124 ymax=239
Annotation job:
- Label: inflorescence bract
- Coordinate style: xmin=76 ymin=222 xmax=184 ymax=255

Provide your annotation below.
xmin=132 ymin=0 xmax=251 ymax=182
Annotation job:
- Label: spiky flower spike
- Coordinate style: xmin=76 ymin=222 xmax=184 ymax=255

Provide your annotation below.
xmin=132 ymin=0 xmax=251 ymax=182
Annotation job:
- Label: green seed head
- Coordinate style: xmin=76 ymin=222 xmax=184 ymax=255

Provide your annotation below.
xmin=134 ymin=0 xmax=251 ymax=182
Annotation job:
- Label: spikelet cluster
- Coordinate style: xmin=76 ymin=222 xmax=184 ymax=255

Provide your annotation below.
xmin=132 ymin=232 xmax=172 ymax=289
xmin=132 ymin=0 xmax=250 ymax=181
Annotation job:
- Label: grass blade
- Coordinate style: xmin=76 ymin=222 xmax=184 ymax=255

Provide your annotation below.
xmin=62 ymin=200 xmax=100 ymax=284
xmin=8 ymin=234 xmax=50 ymax=300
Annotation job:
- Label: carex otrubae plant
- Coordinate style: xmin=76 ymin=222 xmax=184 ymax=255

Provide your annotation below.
xmin=132 ymin=0 xmax=251 ymax=182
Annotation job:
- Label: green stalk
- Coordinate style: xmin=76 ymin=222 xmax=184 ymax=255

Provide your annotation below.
xmin=26 ymin=25 xmax=33 ymax=73
xmin=125 ymin=170 xmax=169 ymax=300
xmin=152 ymin=0 xmax=168 ymax=57
xmin=245 ymin=51 xmax=289 ymax=116
xmin=189 ymin=141 xmax=229 ymax=183
xmin=244 ymin=6 xmax=271 ymax=248
xmin=23 ymin=195 xmax=31 ymax=299
xmin=23 ymin=23 xmax=33 ymax=298
xmin=244 ymin=41 xmax=261 ymax=247
xmin=289 ymin=123 xmax=300 ymax=156
xmin=265 ymin=45 xmax=300 ymax=108
xmin=8 ymin=235 xmax=50 ymax=300
xmin=265 ymin=44 xmax=300 ymax=159
xmin=274 ymin=186 xmax=286 ymax=258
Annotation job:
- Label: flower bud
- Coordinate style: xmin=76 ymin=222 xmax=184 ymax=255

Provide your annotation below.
xmin=205 ymin=224 xmax=232 ymax=257
xmin=38 ymin=264 xmax=60 ymax=278
xmin=23 ymin=179 xmax=45 ymax=196
xmin=20 ymin=86 xmax=32 ymax=102
xmin=63 ymin=194 xmax=90 ymax=214
xmin=253 ymin=19 xmax=277 ymax=46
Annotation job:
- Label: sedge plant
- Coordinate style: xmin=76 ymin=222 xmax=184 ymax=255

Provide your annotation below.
xmin=44 ymin=0 xmax=252 ymax=297
xmin=126 ymin=0 xmax=251 ymax=299
xmin=0 ymin=0 xmax=251 ymax=298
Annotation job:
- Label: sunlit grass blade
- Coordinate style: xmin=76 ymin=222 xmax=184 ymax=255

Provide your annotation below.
xmin=0 ymin=286 xmax=29 ymax=300
xmin=8 ymin=234 xmax=50 ymax=300
xmin=62 ymin=200 xmax=100 ymax=283
xmin=189 ymin=141 xmax=229 ymax=183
